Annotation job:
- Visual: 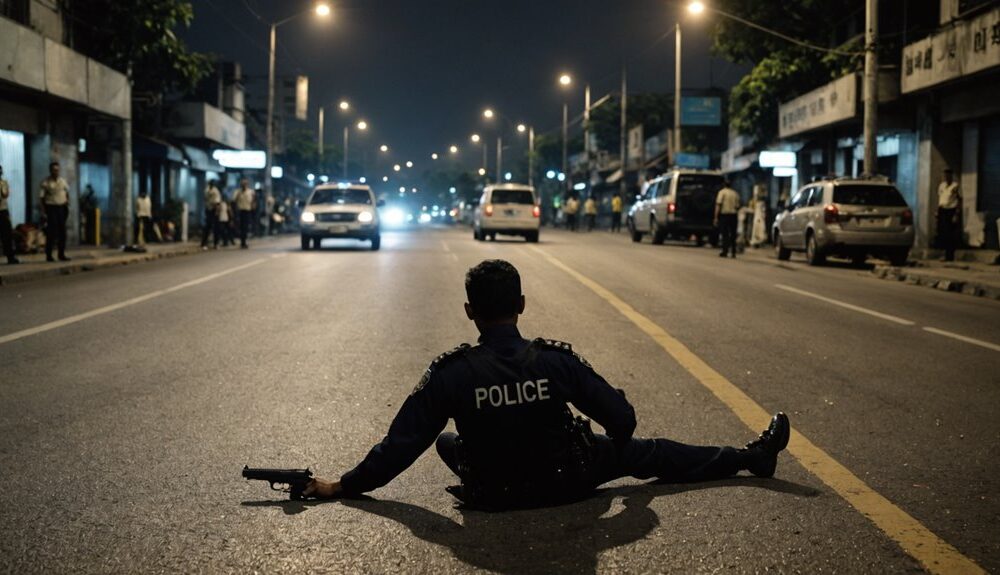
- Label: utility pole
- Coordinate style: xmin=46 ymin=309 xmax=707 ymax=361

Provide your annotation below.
xmin=496 ymin=135 xmax=503 ymax=183
xmin=343 ymin=126 xmax=349 ymax=179
xmin=674 ymin=22 xmax=683 ymax=161
xmin=620 ymin=64 xmax=628 ymax=198
xmin=318 ymin=106 xmax=324 ymax=157
xmin=584 ymin=84 xmax=591 ymax=186
xmin=562 ymin=101 xmax=569 ymax=193
xmin=528 ymin=126 xmax=535 ymax=187
xmin=863 ymin=0 xmax=878 ymax=176
xmin=265 ymin=24 xmax=276 ymax=210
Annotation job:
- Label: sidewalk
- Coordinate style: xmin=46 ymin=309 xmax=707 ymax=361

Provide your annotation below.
xmin=871 ymin=253 xmax=1000 ymax=300
xmin=0 ymin=242 xmax=205 ymax=286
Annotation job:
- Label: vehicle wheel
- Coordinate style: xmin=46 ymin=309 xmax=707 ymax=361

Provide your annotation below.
xmin=526 ymin=231 xmax=539 ymax=243
xmin=651 ymin=218 xmax=665 ymax=245
xmin=301 ymin=235 xmax=310 ymax=250
xmin=805 ymin=233 xmax=826 ymax=266
xmin=371 ymin=235 xmax=381 ymax=251
xmin=774 ymin=232 xmax=791 ymax=261
xmin=473 ymin=227 xmax=482 ymax=241
xmin=888 ymin=249 xmax=909 ymax=267
xmin=627 ymin=219 xmax=643 ymax=243
xmin=488 ymin=232 xmax=496 ymax=241
xmin=313 ymin=237 xmax=322 ymax=250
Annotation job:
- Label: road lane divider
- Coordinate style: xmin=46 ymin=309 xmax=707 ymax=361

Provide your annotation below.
xmin=529 ymin=246 xmax=984 ymax=575
xmin=922 ymin=327 xmax=1000 ymax=353
xmin=775 ymin=284 xmax=916 ymax=325
xmin=0 ymin=257 xmax=272 ymax=346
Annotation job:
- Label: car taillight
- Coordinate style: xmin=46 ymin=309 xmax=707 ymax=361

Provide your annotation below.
xmin=667 ymin=202 xmax=676 ymax=214
xmin=900 ymin=208 xmax=913 ymax=225
xmin=484 ymin=204 xmax=493 ymax=217
xmin=823 ymin=204 xmax=839 ymax=224
xmin=532 ymin=205 xmax=540 ymax=218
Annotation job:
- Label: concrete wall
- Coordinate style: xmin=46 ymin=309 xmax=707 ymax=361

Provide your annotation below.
xmin=44 ymin=39 xmax=88 ymax=104
xmin=0 ymin=16 xmax=46 ymax=92
xmin=29 ymin=0 xmax=63 ymax=43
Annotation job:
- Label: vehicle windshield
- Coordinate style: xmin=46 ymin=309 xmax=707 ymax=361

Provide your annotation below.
xmin=676 ymin=175 xmax=725 ymax=195
xmin=491 ymin=189 xmax=535 ymax=204
xmin=833 ymin=185 xmax=907 ymax=207
xmin=310 ymin=188 xmax=372 ymax=205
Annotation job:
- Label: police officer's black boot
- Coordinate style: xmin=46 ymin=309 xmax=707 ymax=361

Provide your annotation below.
xmin=743 ymin=412 xmax=790 ymax=478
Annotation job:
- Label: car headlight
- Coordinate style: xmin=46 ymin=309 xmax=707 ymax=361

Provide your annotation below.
xmin=357 ymin=211 xmax=374 ymax=223
xmin=301 ymin=211 xmax=316 ymax=223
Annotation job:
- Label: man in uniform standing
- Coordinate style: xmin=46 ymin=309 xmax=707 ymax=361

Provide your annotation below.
xmin=0 ymin=164 xmax=19 ymax=264
xmin=714 ymin=180 xmax=740 ymax=259
xmin=202 ymin=180 xmax=222 ymax=250
xmin=303 ymin=259 xmax=790 ymax=508
xmin=610 ymin=192 xmax=623 ymax=233
xmin=40 ymin=161 xmax=71 ymax=262
xmin=563 ymin=195 xmax=579 ymax=232
xmin=584 ymin=195 xmax=598 ymax=232
xmin=936 ymin=168 xmax=960 ymax=262
xmin=233 ymin=178 xmax=255 ymax=249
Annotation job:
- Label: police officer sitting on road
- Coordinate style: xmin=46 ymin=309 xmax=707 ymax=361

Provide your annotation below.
xmin=304 ymin=259 xmax=790 ymax=509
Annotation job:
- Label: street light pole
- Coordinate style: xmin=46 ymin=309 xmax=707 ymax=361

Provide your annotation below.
xmin=863 ymin=0 xmax=878 ymax=176
xmin=318 ymin=106 xmax=324 ymax=157
xmin=674 ymin=21 xmax=682 ymax=161
xmin=528 ymin=126 xmax=535 ymax=187
xmin=343 ymin=126 xmax=349 ymax=179
xmin=496 ymin=135 xmax=503 ymax=183
xmin=584 ymin=84 xmax=591 ymax=183
xmin=265 ymin=23 xmax=276 ymax=205
xmin=562 ymin=101 xmax=568 ymax=193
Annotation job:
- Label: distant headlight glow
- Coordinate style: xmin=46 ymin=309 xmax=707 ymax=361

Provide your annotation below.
xmin=301 ymin=211 xmax=316 ymax=223
xmin=418 ymin=213 xmax=432 ymax=224
xmin=384 ymin=208 xmax=406 ymax=226
xmin=357 ymin=211 xmax=374 ymax=223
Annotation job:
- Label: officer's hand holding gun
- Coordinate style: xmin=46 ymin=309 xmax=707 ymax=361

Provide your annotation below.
xmin=242 ymin=465 xmax=343 ymax=500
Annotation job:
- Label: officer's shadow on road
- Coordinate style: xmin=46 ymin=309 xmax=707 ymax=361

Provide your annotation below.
xmin=243 ymin=477 xmax=818 ymax=575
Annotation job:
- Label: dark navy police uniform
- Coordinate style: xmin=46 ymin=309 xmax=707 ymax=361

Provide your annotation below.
xmin=341 ymin=325 xmax=744 ymax=509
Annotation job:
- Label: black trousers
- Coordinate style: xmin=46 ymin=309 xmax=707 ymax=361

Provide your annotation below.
xmin=201 ymin=209 xmax=218 ymax=247
xmin=566 ymin=213 xmax=577 ymax=231
xmin=238 ymin=210 xmax=253 ymax=246
xmin=585 ymin=214 xmax=596 ymax=231
xmin=1 ymin=209 xmax=15 ymax=261
xmin=937 ymin=207 xmax=958 ymax=261
xmin=436 ymin=432 xmax=743 ymax=491
xmin=718 ymin=213 xmax=738 ymax=256
xmin=45 ymin=204 xmax=68 ymax=258
xmin=611 ymin=211 xmax=622 ymax=232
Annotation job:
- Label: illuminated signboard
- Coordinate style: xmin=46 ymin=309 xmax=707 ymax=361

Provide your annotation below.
xmin=212 ymin=150 xmax=267 ymax=169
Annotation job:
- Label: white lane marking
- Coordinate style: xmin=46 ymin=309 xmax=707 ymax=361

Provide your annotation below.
xmin=923 ymin=327 xmax=1000 ymax=353
xmin=0 ymin=258 xmax=271 ymax=346
xmin=775 ymin=284 xmax=916 ymax=326
xmin=440 ymin=240 xmax=451 ymax=252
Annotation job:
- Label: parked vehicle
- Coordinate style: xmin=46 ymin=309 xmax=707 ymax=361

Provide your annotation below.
xmin=627 ymin=169 xmax=724 ymax=246
xmin=772 ymin=176 xmax=913 ymax=266
xmin=473 ymin=184 xmax=540 ymax=242
xmin=299 ymin=183 xmax=383 ymax=251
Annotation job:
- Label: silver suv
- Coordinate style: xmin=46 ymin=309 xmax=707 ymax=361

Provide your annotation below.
xmin=628 ymin=169 xmax=724 ymax=246
xmin=300 ymin=184 xmax=383 ymax=251
xmin=772 ymin=177 xmax=913 ymax=266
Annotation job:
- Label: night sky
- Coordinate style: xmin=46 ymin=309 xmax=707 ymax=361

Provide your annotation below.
xmin=182 ymin=0 xmax=747 ymax=170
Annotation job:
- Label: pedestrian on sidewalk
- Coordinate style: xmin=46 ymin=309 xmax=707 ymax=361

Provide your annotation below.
xmin=216 ymin=194 xmax=233 ymax=247
xmin=135 ymin=190 xmax=154 ymax=246
xmin=300 ymin=259 xmax=791 ymax=509
xmin=584 ymin=196 xmax=597 ymax=232
xmin=610 ymin=192 xmax=623 ymax=233
xmin=0 ymin=164 xmax=19 ymax=264
xmin=202 ymin=180 xmax=222 ymax=250
xmin=714 ymin=179 xmax=740 ymax=258
xmin=564 ymin=195 xmax=579 ymax=232
xmin=40 ymin=161 xmax=71 ymax=262
xmin=234 ymin=178 xmax=256 ymax=249
xmin=936 ymin=168 xmax=961 ymax=262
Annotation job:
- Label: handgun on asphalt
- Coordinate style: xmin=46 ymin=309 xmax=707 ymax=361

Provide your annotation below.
xmin=242 ymin=465 xmax=313 ymax=500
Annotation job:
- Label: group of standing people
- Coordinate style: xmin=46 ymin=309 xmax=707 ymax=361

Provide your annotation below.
xmin=201 ymin=178 xmax=256 ymax=250
xmin=560 ymin=192 xmax=624 ymax=233
xmin=0 ymin=161 xmax=72 ymax=263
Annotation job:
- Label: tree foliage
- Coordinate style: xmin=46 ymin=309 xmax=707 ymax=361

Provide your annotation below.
xmin=72 ymin=0 xmax=212 ymax=94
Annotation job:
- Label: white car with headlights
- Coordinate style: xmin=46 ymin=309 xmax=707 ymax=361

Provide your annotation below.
xmin=472 ymin=184 xmax=540 ymax=242
xmin=300 ymin=184 xmax=383 ymax=250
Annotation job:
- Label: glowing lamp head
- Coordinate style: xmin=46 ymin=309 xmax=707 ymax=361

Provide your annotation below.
xmin=471 ymin=134 xmax=481 ymax=143
xmin=338 ymin=100 xmax=350 ymax=111
xmin=315 ymin=3 xmax=331 ymax=17
xmin=687 ymin=1 xmax=705 ymax=14
xmin=559 ymin=74 xmax=572 ymax=87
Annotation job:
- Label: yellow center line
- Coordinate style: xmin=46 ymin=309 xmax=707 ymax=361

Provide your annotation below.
xmin=529 ymin=245 xmax=984 ymax=575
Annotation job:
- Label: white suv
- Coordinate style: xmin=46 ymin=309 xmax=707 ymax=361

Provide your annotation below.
xmin=772 ymin=177 xmax=913 ymax=266
xmin=473 ymin=184 xmax=540 ymax=243
xmin=300 ymin=184 xmax=383 ymax=251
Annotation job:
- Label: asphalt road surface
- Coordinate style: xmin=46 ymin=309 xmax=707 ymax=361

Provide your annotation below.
xmin=1 ymin=226 xmax=998 ymax=574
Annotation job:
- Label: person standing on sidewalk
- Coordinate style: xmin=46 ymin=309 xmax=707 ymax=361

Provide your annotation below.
xmin=610 ymin=192 xmax=623 ymax=233
xmin=135 ymin=190 xmax=153 ymax=246
xmin=0 ymin=164 xmax=19 ymax=264
xmin=584 ymin=196 xmax=597 ymax=232
xmin=202 ymin=180 xmax=222 ymax=250
xmin=234 ymin=178 xmax=255 ymax=249
xmin=40 ymin=161 xmax=71 ymax=262
xmin=936 ymin=168 xmax=961 ymax=262
xmin=563 ymin=195 xmax=579 ymax=232
xmin=216 ymin=194 xmax=233 ymax=247
xmin=714 ymin=179 xmax=740 ymax=259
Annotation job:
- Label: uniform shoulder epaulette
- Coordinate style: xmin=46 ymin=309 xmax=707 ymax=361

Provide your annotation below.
xmin=532 ymin=338 xmax=593 ymax=370
xmin=413 ymin=344 xmax=471 ymax=394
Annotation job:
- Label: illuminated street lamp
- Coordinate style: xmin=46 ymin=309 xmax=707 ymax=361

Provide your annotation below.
xmin=393 ymin=164 xmax=401 ymax=172
xmin=338 ymin=100 xmax=350 ymax=111
xmin=558 ymin=73 xmax=572 ymax=193
xmin=380 ymin=144 xmax=389 ymax=152
xmin=343 ymin=119 xmax=368 ymax=179
xmin=315 ymin=3 xmax=332 ymax=17
xmin=483 ymin=108 xmax=495 ymax=119
xmin=517 ymin=124 xmax=526 ymax=133
xmin=449 ymin=145 xmax=459 ymax=154
xmin=687 ymin=1 xmax=705 ymax=14
xmin=431 ymin=153 xmax=439 ymax=160
xmin=406 ymin=161 xmax=414 ymax=168
xmin=559 ymin=73 xmax=572 ymax=86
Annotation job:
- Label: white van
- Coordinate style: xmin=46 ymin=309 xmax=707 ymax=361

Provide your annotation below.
xmin=473 ymin=184 xmax=540 ymax=242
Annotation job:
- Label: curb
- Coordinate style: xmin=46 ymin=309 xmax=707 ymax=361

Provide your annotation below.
xmin=871 ymin=265 xmax=1000 ymax=300
xmin=0 ymin=245 xmax=204 ymax=287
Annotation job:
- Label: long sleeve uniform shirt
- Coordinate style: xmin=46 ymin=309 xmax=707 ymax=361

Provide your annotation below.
xmin=340 ymin=324 xmax=636 ymax=494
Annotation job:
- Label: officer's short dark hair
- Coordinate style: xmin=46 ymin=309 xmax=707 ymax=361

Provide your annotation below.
xmin=465 ymin=259 xmax=522 ymax=320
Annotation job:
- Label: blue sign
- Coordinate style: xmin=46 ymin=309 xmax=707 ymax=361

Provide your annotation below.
xmin=681 ymin=97 xmax=722 ymax=126
xmin=674 ymin=152 xmax=711 ymax=169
